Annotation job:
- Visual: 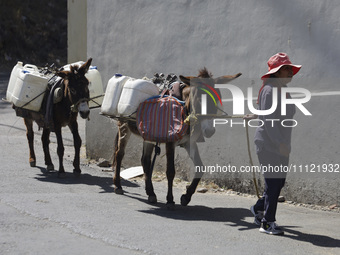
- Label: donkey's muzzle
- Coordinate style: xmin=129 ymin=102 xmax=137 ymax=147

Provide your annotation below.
xmin=78 ymin=101 xmax=90 ymax=119
xmin=201 ymin=119 xmax=216 ymax=138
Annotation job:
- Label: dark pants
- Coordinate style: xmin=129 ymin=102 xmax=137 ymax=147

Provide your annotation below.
xmin=254 ymin=149 xmax=289 ymax=223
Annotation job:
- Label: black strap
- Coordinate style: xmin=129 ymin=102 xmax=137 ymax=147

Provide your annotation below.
xmin=150 ymin=142 xmax=161 ymax=174
xmin=44 ymin=76 xmax=63 ymax=126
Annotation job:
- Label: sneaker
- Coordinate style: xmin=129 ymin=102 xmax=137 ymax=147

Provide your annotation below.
xmin=259 ymin=222 xmax=284 ymax=235
xmin=250 ymin=206 xmax=263 ymax=225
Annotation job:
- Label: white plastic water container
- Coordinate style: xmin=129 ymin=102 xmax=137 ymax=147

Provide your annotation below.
xmin=117 ymin=78 xmax=159 ymax=117
xmin=12 ymin=68 xmax=49 ymax=111
xmin=85 ymin=66 xmax=104 ymax=108
xmin=100 ymin=74 xmax=129 ymax=116
xmin=6 ymin=61 xmax=23 ymax=102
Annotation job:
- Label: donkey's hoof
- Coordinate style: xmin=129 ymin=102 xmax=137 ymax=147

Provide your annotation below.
xmin=46 ymin=164 xmax=54 ymax=172
xmin=166 ymin=202 xmax=175 ymax=210
xmin=114 ymin=188 xmax=124 ymax=195
xmin=29 ymin=160 xmax=36 ymax=167
xmin=148 ymin=195 xmax=157 ymax=204
xmin=73 ymin=169 xmax=81 ymax=177
xmin=180 ymin=194 xmax=191 ymax=206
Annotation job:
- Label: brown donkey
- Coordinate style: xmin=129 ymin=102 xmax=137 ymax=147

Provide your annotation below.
xmin=18 ymin=59 xmax=92 ymax=177
xmin=112 ymin=68 xmax=241 ymax=208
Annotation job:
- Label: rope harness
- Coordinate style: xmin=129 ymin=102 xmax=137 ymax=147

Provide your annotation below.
xmin=70 ymin=98 xmax=89 ymax=112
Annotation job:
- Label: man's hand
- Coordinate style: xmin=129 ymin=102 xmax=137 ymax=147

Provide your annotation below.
xmin=279 ymin=143 xmax=290 ymax=157
xmin=243 ymin=114 xmax=258 ymax=120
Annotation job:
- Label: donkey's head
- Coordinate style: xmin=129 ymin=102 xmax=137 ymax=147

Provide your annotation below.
xmin=180 ymin=68 xmax=242 ymax=114
xmin=57 ymin=58 xmax=92 ymax=119
xmin=180 ymin=68 xmax=242 ymax=138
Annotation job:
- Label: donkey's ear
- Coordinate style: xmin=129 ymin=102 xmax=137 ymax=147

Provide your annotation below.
xmin=57 ymin=70 xmax=69 ymax=79
xmin=182 ymin=86 xmax=191 ymax=112
xmin=179 ymin=75 xmax=194 ymax=85
xmin=214 ymin=73 xmax=242 ymax=84
xmin=79 ymin=58 xmax=92 ymax=75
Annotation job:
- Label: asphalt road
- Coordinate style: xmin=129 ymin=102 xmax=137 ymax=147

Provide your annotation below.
xmin=0 ymin=72 xmax=339 ymax=255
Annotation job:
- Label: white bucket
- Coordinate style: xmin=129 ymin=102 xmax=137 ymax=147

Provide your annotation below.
xmin=117 ymin=78 xmax=159 ymax=117
xmin=6 ymin=61 xmax=23 ymax=102
xmin=101 ymin=74 xmax=129 ymax=116
xmin=85 ymin=66 xmax=104 ymax=108
xmin=12 ymin=69 xmax=49 ymax=111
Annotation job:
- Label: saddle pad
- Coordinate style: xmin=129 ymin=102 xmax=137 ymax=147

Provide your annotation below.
xmin=137 ymin=96 xmax=188 ymax=143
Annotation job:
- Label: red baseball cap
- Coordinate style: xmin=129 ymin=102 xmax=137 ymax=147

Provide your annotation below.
xmin=261 ymin=52 xmax=301 ymax=80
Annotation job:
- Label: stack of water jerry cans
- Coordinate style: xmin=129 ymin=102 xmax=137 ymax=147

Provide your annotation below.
xmin=6 ymin=62 xmax=52 ymax=111
xmin=5 ymin=61 xmax=104 ymax=112
xmin=101 ymin=74 xmax=160 ymax=118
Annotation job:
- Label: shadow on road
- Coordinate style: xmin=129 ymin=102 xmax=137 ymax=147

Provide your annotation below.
xmin=282 ymin=227 xmax=340 ymax=248
xmin=125 ymin=193 xmax=340 ymax=249
xmin=33 ymin=166 xmax=140 ymax=193
xmin=126 ymin=192 xmax=256 ymax=225
xmin=231 ymin=213 xmax=340 ymax=248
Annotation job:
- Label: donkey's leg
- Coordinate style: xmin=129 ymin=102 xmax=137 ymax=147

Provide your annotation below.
xmin=54 ymin=125 xmax=65 ymax=177
xmin=24 ymin=118 xmax=36 ymax=167
xmin=142 ymin=142 xmax=157 ymax=203
xmin=113 ymin=122 xmax=131 ymax=194
xmin=181 ymin=142 xmax=204 ymax=206
xmin=42 ymin=128 xmax=54 ymax=171
xmin=111 ymin=131 xmax=118 ymax=169
xmin=165 ymin=142 xmax=176 ymax=208
xmin=68 ymin=120 xmax=82 ymax=175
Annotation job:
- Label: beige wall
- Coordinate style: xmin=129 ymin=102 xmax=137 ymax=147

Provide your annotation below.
xmin=67 ymin=0 xmax=87 ymax=63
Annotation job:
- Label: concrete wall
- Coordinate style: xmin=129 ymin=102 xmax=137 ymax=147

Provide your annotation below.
xmin=68 ymin=0 xmax=87 ymax=63
xmin=85 ymin=0 xmax=340 ymax=205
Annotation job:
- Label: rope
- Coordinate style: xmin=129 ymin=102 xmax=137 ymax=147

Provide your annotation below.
xmin=88 ymin=94 xmax=104 ymax=109
xmin=17 ymin=90 xmax=46 ymax=109
xmin=245 ymin=120 xmax=261 ymax=198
